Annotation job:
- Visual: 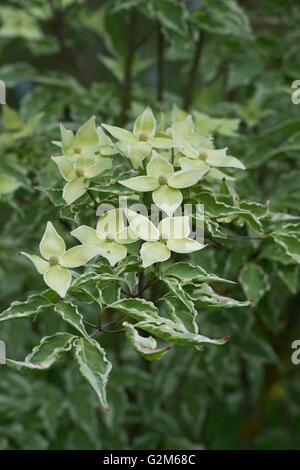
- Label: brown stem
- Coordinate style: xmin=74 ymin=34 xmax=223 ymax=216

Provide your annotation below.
xmin=184 ymin=30 xmax=205 ymax=111
xmin=121 ymin=11 xmax=136 ymax=127
xmin=157 ymin=23 xmax=164 ymax=102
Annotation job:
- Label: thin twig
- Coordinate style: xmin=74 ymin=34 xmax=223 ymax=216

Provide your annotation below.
xmin=133 ymin=27 xmax=155 ymax=51
xmin=184 ymin=29 xmax=205 ymax=111
xmin=157 ymin=22 xmax=164 ymax=102
xmin=83 ymin=320 xmax=98 ymax=328
xmin=121 ymin=11 xmax=136 ymax=126
xmin=87 ymin=189 xmax=98 ymax=208
xmin=102 ymin=313 xmax=126 ymax=329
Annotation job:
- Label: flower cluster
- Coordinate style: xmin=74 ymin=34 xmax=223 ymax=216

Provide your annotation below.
xmin=50 ymin=116 xmax=116 ymax=204
xmin=23 ymin=106 xmax=245 ymax=296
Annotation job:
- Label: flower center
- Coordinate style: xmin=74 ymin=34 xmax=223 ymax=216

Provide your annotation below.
xmin=138 ymin=132 xmax=149 ymax=142
xmin=49 ymin=255 xmax=59 ymax=266
xmin=199 ymin=151 xmax=208 ymax=161
xmin=158 ymin=174 xmax=167 ymax=185
xmin=75 ymin=168 xmax=84 ymax=178
xmin=106 ymin=233 xmax=115 ymax=242
xmin=159 ymin=233 xmax=169 ymax=243
xmin=74 ymin=146 xmax=82 ymax=154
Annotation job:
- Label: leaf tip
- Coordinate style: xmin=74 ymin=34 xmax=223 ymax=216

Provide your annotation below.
xmin=221 ymin=335 xmax=230 ymax=344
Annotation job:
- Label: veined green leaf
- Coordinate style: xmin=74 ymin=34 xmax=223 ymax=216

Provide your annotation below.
xmin=239 ymin=263 xmax=270 ymax=305
xmin=162 ymin=277 xmax=196 ymax=315
xmin=123 ymin=322 xmax=171 ymax=361
xmin=109 ymin=298 xmax=159 ymax=321
xmin=73 ymin=337 xmax=112 ymax=410
xmin=54 ymin=301 xmax=90 ymax=339
xmin=6 ymin=333 xmax=75 ymax=372
xmin=185 ymin=283 xmax=251 ymax=308
xmin=273 ymin=234 xmax=300 ymax=264
xmin=0 ymin=293 xmax=52 ymax=323
xmin=134 ymin=316 xmax=229 ymax=347
xmin=275 ymin=263 xmax=299 ymax=295
xmin=164 ymin=262 xmax=236 ymax=284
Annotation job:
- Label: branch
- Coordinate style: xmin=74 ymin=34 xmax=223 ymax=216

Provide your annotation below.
xmin=184 ymin=29 xmax=205 ymax=111
xmin=121 ymin=11 xmax=136 ymax=127
xmin=157 ymin=23 xmax=165 ymax=103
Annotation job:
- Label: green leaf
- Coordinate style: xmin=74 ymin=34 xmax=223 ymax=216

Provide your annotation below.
xmin=6 ymin=333 xmax=75 ymax=372
xmin=54 ymin=301 xmax=90 ymax=339
xmin=275 ymin=263 xmax=299 ymax=294
xmin=2 ymin=105 xmax=23 ymax=130
xmin=123 ymin=322 xmax=171 ymax=361
xmin=162 ymin=277 xmax=196 ymax=315
xmin=0 ymin=174 xmax=20 ymax=194
xmin=186 ymin=283 xmax=251 ymax=309
xmin=35 ymin=186 xmax=65 ymax=206
xmin=159 ymin=296 xmax=198 ymax=335
xmin=150 ymin=0 xmax=188 ymax=36
xmin=73 ymin=337 xmax=112 ymax=410
xmin=273 ymin=234 xmax=300 ymax=264
xmin=134 ymin=316 xmax=229 ymax=347
xmin=239 ymin=263 xmax=270 ymax=306
xmin=164 ymin=262 xmax=236 ymax=284
xmin=0 ymin=293 xmax=51 ymax=323
xmin=191 ymin=0 xmax=252 ymax=38
xmin=109 ymin=298 xmax=159 ymax=321
xmin=194 ymin=191 xmax=263 ymax=233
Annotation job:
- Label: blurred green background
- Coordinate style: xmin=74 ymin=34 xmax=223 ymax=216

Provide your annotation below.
xmin=0 ymin=0 xmax=300 ymax=450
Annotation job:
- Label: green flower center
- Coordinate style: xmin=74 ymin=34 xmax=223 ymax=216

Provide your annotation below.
xmin=158 ymin=174 xmax=168 ymax=185
xmin=159 ymin=233 xmax=169 ymax=243
xmin=138 ymin=132 xmax=149 ymax=142
xmin=49 ymin=255 xmax=59 ymax=266
xmin=74 ymin=146 xmax=82 ymax=154
xmin=75 ymin=168 xmax=84 ymax=178
xmin=106 ymin=233 xmax=115 ymax=242
xmin=199 ymin=151 xmax=208 ymax=161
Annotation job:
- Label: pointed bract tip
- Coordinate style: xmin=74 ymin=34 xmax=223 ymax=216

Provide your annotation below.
xmin=222 ymin=336 xmax=230 ymax=343
xmin=18 ymin=251 xmax=22 ymax=256
xmin=61 ymin=297 xmax=65 ymax=301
